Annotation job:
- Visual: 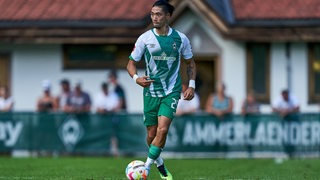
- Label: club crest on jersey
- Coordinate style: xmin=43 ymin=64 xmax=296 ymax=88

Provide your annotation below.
xmin=172 ymin=42 xmax=177 ymax=50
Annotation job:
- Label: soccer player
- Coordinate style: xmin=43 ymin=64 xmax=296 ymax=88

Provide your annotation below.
xmin=126 ymin=0 xmax=196 ymax=179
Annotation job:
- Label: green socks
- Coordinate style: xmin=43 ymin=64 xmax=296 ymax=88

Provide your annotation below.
xmin=148 ymin=144 xmax=162 ymax=160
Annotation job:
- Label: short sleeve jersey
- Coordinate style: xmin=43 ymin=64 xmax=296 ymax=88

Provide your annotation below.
xmin=129 ymin=27 xmax=193 ymax=97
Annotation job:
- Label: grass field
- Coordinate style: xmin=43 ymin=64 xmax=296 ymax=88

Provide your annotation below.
xmin=0 ymin=157 xmax=319 ymax=180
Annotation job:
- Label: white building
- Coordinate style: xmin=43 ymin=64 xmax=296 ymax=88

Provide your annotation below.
xmin=0 ymin=0 xmax=319 ymax=113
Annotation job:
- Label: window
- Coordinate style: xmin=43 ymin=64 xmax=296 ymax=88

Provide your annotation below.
xmin=308 ymin=43 xmax=320 ymax=103
xmin=63 ymin=44 xmax=134 ymax=69
xmin=246 ymin=43 xmax=270 ymax=103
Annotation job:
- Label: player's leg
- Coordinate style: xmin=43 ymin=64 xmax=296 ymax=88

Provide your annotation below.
xmin=143 ymin=95 xmax=161 ymax=175
xmin=153 ymin=93 xmax=179 ymax=179
xmin=146 ymin=124 xmax=171 ymax=179
xmin=145 ymin=115 xmax=171 ymax=167
xmin=145 ymin=116 xmax=172 ymax=179
xmin=152 ymin=116 xmax=173 ymax=179
xmin=146 ymin=125 xmax=157 ymax=146
xmin=150 ymin=115 xmax=171 ymax=148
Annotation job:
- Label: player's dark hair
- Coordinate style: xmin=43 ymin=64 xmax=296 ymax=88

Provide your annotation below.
xmin=153 ymin=0 xmax=175 ymax=16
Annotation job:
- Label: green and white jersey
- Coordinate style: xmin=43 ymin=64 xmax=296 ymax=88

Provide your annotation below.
xmin=129 ymin=27 xmax=193 ymax=97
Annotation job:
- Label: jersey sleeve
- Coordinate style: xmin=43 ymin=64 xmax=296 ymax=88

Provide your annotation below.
xmin=129 ymin=34 xmax=146 ymax=62
xmin=180 ymin=33 xmax=193 ymax=60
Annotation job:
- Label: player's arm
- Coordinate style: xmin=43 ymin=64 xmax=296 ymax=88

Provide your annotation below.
xmin=127 ymin=60 xmax=154 ymax=88
xmin=183 ymin=58 xmax=196 ymax=100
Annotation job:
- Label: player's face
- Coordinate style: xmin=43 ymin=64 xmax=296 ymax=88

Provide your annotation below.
xmin=151 ymin=6 xmax=169 ymax=28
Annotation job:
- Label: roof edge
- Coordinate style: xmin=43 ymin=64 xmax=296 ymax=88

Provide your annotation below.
xmin=0 ymin=19 xmax=151 ymax=28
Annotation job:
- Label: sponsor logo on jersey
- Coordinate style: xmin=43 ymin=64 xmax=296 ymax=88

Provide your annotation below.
xmin=153 ymin=52 xmax=176 ymax=61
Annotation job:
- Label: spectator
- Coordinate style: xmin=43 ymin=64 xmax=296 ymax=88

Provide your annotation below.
xmin=273 ymin=89 xmax=300 ymax=158
xmin=176 ymin=83 xmax=200 ymax=115
xmin=64 ymin=81 xmax=91 ymax=113
xmin=205 ymin=82 xmax=233 ymax=118
xmin=272 ymin=89 xmax=300 ymax=118
xmin=94 ymin=82 xmax=121 ymax=113
xmin=37 ymin=80 xmax=57 ymax=112
xmin=108 ymin=70 xmax=127 ymax=111
xmin=56 ymin=79 xmax=71 ymax=111
xmin=0 ymin=85 xmax=14 ymax=112
xmin=95 ymin=82 xmax=121 ymax=156
xmin=241 ymin=91 xmax=260 ymax=115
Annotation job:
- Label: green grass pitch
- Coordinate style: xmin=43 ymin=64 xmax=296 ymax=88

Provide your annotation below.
xmin=0 ymin=157 xmax=319 ymax=179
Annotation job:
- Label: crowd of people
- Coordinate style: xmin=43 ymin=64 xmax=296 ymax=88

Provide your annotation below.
xmin=4 ymin=70 xmax=127 ymax=114
xmin=176 ymin=81 xmax=302 ymax=119
xmin=0 ymin=79 xmax=309 ymax=118
xmin=0 ymin=70 xmax=127 ymax=114
xmin=0 ymin=74 xmax=311 ymax=119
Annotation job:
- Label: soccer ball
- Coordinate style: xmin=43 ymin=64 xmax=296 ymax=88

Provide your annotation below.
xmin=125 ymin=160 xmax=148 ymax=180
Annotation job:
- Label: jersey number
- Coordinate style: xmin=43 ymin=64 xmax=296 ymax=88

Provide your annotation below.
xmin=171 ymin=98 xmax=178 ymax=109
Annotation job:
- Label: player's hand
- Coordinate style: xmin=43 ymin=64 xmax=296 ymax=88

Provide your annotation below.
xmin=183 ymin=87 xmax=195 ymax=100
xmin=136 ymin=76 xmax=154 ymax=87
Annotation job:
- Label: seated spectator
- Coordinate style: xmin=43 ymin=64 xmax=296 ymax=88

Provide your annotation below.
xmin=0 ymin=85 xmax=14 ymax=112
xmin=272 ymin=89 xmax=300 ymax=118
xmin=205 ymin=82 xmax=233 ymax=119
xmin=64 ymin=81 xmax=91 ymax=113
xmin=241 ymin=91 xmax=260 ymax=116
xmin=37 ymin=80 xmax=57 ymax=112
xmin=94 ymin=82 xmax=121 ymax=113
xmin=108 ymin=70 xmax=127 ymax=111
xmin=176 ymin=83 xmax=200 ymax=115
xmin=56 ymin=78 xmax=71 ymax=111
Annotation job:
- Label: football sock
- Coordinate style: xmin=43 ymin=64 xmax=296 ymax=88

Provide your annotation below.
xmin=145 ymin=145 xmax=162 ymax=169
xmin=145 ymin=157 xmax=154 ymax=169
xmin=155 ymin=156 xmax=164 ymax=167
xmin=148 ymin=144 xmax=162 ymax=160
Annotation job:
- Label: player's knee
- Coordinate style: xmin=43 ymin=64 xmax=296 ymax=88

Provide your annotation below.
xmin=147 ymin=134 xmax=156 ymax=141
xmin=157 ymin=126 xmax=169 ymax=136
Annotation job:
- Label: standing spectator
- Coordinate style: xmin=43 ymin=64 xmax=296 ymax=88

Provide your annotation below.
xmin=205 ymin=82 xmax=233 ymax=118
xmin=37 ymin=80 xmax=57 ymax=112
xmin=56 ymin=79 xmax=71 ymax=111
xmin=94 ymin=82 xmax=121 ymax=113
xmin=272 ymin=89 xmax=300 ymax=118
xmin=95 ymin=82 xmax=121 ymax=156
xmin=108 ymin=70 xmax=127 ymax=111
xmin=272 ymin=89 xmax=300 ymax=158
xmin=176 ymin=83 xmax=200 ymax=115
xmin=241 ymin=91 xmax=260 ymax=116
xmin=64 ymin=81 xmax=91 ymax=113
xmin=0 ymin=85 xmax=14 ymax=112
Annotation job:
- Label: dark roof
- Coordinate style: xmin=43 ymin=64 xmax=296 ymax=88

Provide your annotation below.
xmin=205 ymin=0 xmax=320 ymax=27
xmin=232 ymin=0 xmax=320 ymax=20
xmin=204 ymin=0 xmax=235 ymax=24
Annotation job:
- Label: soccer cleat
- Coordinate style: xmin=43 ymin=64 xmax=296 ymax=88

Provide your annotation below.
xmin=157 ymin=164 xmax=173 ymax=180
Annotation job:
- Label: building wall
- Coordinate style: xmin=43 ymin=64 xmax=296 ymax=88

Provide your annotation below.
xmin=0 ymin=43 xmax=144 ymax=112
xmin=1 ymin=41 xmax=318 ymax=113
xmin=173 ymin=9 xmax=246 ymax=113
xmin=270 ymin=43 xmax=318 ymax=112
xmin=1 ymin=14 xmax=318 ymax=113
xmin=173 ymin=9 xmax=319 ymax=113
